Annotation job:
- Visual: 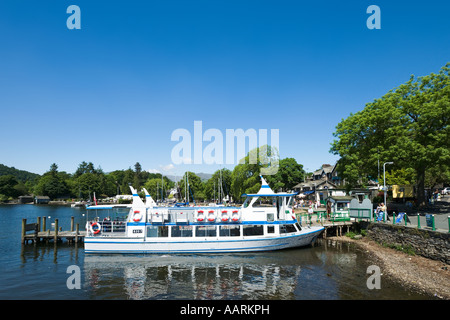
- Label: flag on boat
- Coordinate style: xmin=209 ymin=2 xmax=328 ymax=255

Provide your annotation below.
xmin=93 ymin=192 xmax=97 ymax=205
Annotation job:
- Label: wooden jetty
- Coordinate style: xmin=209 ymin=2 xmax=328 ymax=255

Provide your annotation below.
xmin=22 ymin=216 xmax=86 ymax=245
xmin=296 ymin=212 xmax=354 ymax=238
xmin=321 ymin=221 xmax=353 ymax=238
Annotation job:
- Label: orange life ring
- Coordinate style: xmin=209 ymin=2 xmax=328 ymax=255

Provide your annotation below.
xmin=221 ymin=210 xmax=229 ymax=221
xmin=90 ymin=222 xmax=101 ymax=234
xmin=208 ymin=210 xmax=215 ymax=222
xmin=231 ymin=210 xmax=239 ymax=222
xmin=197 ymin=210 xmax=204 ymax=222
xmin=133 ymin=210 xmax=142 ymax=222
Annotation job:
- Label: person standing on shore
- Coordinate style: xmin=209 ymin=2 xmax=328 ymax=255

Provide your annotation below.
xmin=307 ymin=205 xmax=313 ymax=223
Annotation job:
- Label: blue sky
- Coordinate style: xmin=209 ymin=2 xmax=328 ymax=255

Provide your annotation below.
xmin=1 ymin=0 xmax=449 ymax=177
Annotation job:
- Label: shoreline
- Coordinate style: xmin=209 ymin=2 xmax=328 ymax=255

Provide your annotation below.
xmin=327 ymin=235 xmax=450 ymax=299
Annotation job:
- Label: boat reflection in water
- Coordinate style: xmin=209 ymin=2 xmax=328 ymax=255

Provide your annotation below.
xmin=83 ymin=250 xmax=321 ymax=300
xmin=83 ymin=239 xmax=431 ymax=300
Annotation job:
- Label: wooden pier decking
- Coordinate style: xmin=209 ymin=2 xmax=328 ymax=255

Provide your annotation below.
xmin=21 ymin=217 xmax=86 ymax=244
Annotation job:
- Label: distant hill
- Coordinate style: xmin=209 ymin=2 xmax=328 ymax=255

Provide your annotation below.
xmin=196 ymin=172 xmax=213 ymax=181
xmin=0 ymin=164 xmax=40 ymax=182
xmin=166 ymin=172 xmax=213 ymax=182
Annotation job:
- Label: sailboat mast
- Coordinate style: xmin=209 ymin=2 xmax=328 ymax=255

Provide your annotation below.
xmin=187 ymin=172 xmax=190 ymax=204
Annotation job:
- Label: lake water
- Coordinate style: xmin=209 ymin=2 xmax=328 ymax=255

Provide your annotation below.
xmin=0 ymin=205 xmax=431 ymax=300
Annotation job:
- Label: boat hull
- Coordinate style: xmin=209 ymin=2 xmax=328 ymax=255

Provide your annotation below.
xmin=84 ymin=226 xmax=324 ymax=254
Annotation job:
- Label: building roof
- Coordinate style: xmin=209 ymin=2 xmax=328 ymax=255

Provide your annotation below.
xmin=293 ymin=178 xmax=337 ymax=189
xmin=314 ymin=164 xmax=335 ymax=175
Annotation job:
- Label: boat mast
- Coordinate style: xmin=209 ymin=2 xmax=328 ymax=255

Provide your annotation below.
xmin=187 ymin=172 xmax=190 ymax=204
xmin=161 ymin=174 xmax=164 ymax=203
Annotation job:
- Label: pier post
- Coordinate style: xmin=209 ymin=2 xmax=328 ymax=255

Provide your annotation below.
xmin=42 ymin=216 xmax=46 ymax=231
xmin=75 ymin=224 xmax=79 ymax=243
xmin=54 ymin=219 xmax=59 ymax=242
xmin=417 ymin=214 xmax=421 ymax=229
xmin=71 ymin=216 xmax=74 ymax=232
xmin=36 ymin=217 xmax=41 ymax=243
xmin=21 ymin=219 xmax=26 ymax=244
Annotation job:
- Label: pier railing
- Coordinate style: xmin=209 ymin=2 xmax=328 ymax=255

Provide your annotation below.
xmin=295 ymin=209 xmax=450 ymax=234
xmin=296 ymin=210 xmax=351 ymax=226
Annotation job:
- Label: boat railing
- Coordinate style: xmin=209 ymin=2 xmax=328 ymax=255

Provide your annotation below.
xmin=146 ymin=208 xmax=241 ymax=224
xmin=87 ymin=220 xmax=127 ymax=236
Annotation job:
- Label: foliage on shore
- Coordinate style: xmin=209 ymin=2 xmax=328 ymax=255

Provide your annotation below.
xmin=0 ymin=146 xmax=305 ymax=202
xmin=331 ymin=63 xmax=450 ymax=205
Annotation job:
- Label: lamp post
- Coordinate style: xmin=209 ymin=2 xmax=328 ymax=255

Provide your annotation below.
xmin=383 ymin=162 xmax=394 ymax=212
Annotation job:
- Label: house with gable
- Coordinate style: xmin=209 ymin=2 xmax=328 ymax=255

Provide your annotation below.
xmin=293 ymin=163 xmax=344 ymax=205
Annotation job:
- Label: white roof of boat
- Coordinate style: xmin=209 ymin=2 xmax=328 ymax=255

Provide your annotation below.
xmin=86 ymin=204 xmax=131 ymax=210
xmin=242 ymin=192 xmax=298 ymax=197
xmin=242 ymin=175 xmax=298 ymax=197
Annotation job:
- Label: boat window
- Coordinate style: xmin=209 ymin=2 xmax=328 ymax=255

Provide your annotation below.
xmin=280 ymin=224 xmax=297 ymax=234
xmin=267 ymin=226 xmax=275 ymax=234
xmin=286 ymin=197 xmax=293 ymax=207
xmin=252 ymin=197 xmax=277 ymax=208
xmin=294 ymin=222 xmax=302 ymax=231
xmin=147 ymin=226 xmax=168 ymax=237
xmin=286 ymin=224 xmax=297 ymax=233
xmin=196 ymin=225 xmax=217 ymax=237
xmin=219 ymin=225 xmax=240 ymax=237
xmin=242 ymin=197 xmax=251 ymax=208
xmin=266 ymin=213 xmax=274 ymax=222
xmin=171 ymin=226 xmax=193 ymax=237
xmin=243 ymin=225 xmax=264 ymax=236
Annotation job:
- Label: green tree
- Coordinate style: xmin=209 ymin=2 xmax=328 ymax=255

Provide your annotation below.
xmin=230 ymin=145 xmax=280 ymax=202
xmin=204 ymin=169 xmax=232 ymax=202
xmin=143 ymin=177 xmax=172 ymax=201
xmin=133 ymin=162 xmax=143 ymax=189
xmin=72 ymin=161 xmax=118 ymax=199
xmin=385 ymin=168 xmax=416 ymax=186
xmin=178 ymin=172 xmax=205 ymax=202
xmin=266 ymin=158 xmax=305 ymax=192
xmin=34 ymin=164 xmax=69 ymax=199
xmin=0 ymin=175 xmax=22 ymax=198
xmin=74 ymin=161 xmax=97 ymax=177
xmin=331 ymin=63 xmax=450 ymax=205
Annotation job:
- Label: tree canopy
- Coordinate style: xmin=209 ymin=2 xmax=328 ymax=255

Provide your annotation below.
xmin=331 ymin=63 xmax=450 ymax=205
xmin=1 ymin=146 xmax=307 ymax=203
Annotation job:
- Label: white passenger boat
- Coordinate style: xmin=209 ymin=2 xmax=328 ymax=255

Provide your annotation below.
xmin=84 ymin=176 xmax=324 ymax=254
